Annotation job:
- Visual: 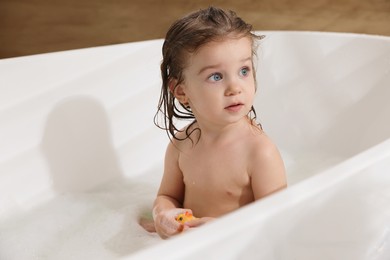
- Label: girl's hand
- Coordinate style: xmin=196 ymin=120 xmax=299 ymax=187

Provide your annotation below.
xmin=153 ymin=208 xmax=192 ymax=239
xmin=184 ymin=217 xmax=215 ymax=228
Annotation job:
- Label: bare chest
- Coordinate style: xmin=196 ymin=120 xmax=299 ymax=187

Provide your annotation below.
xmin=179 ymin=144 xmax=251 ymax=194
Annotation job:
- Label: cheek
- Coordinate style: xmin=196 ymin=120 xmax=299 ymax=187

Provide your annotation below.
xmin=247 ymin=84 xmax=256 ymax=104
xmin=189 ymin=90 xmax=219 ymax=111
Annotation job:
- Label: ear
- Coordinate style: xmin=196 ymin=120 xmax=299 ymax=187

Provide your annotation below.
xmin=169 ymin=79 xmax=189 ymax=105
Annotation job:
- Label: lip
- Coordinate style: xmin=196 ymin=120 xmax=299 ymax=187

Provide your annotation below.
xmin=225 ymin=103 xmax=244 ymax=112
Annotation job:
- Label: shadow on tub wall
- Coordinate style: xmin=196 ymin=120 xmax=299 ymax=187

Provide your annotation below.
xmin=41 ymin=96 xmax=123 ymax=193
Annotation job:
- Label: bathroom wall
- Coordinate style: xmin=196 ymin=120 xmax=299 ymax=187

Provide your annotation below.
xmin=1 ymin=0 xmax=389 ymax=58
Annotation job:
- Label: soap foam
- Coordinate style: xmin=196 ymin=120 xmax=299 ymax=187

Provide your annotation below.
xmin=0 ymin=177 xmax=161 ymax=260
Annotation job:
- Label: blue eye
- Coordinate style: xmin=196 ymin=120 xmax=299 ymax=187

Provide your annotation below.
xmin=208 ymin=73 xmax=223 ymax=82
xmin=240 ymin=67 xmax=250 ymax=77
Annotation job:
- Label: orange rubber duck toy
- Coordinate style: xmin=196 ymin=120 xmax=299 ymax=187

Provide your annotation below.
xmin=175 ymin=211 xmax=197 ymax=224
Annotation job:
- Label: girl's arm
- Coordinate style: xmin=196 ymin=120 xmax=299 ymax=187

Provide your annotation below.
xmin=250 ymin=135 xmax=287 ymax=200
xmin=153 ymin=141 xmax=191 ymax=239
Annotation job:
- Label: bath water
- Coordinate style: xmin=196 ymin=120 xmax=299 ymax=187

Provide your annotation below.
xmin=0 ymin=175 xmax=162 ymax=260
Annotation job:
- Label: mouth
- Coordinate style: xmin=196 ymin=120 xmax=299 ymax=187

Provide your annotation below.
xmin=225 ymin=103 xmax=244 ymax=112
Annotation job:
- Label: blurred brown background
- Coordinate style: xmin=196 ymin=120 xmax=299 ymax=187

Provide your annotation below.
xmin=1 ymin=0 xmax=389 ymax=59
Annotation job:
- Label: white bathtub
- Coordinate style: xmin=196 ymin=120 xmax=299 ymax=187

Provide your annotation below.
xmin=0 ymin=31 xmax=389 ymax=259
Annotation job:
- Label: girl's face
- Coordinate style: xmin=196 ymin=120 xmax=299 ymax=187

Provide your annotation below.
xmin=176 ymin=36 xmax=256 ymax=129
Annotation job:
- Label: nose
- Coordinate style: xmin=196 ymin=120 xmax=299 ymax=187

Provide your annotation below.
xmin=225 ymin=79 xmax=242 ymax=96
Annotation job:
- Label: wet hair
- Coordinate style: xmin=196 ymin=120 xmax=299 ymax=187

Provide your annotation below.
xmin=154 ymin=6 xmax=264 ymax=141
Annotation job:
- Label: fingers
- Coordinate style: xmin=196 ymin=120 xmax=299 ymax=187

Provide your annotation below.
xmin=154 ymin=208 xmax=192 ymax=239
xmin=158 ymin=218 xmax=183 ymax=239
xmin=184 ymin=217 xmax=215 ymax=228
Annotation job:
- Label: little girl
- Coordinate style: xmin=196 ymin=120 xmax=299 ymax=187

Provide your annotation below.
xmin=152 ymin=6 xmax=286 ymax=239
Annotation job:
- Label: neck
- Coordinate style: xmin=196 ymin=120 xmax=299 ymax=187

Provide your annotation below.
xmin=195 ymin=116 xmax=252 ymax=144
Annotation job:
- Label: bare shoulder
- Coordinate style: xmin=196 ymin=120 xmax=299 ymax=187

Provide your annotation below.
xmin=248 ymin=129 xmax=280 ymax=159
xmin=247 ymin=128 xmax=287 ymax=199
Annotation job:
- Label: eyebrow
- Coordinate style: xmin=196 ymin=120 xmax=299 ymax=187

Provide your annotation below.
xmin=197 ymin=56 xmax=252 ymax=75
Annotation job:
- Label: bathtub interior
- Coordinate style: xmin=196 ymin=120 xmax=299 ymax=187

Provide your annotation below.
xmin=0 ymin=31 xmax=389 ymax=259
xmin=255 ymin=32 xmax=390 ymax=183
